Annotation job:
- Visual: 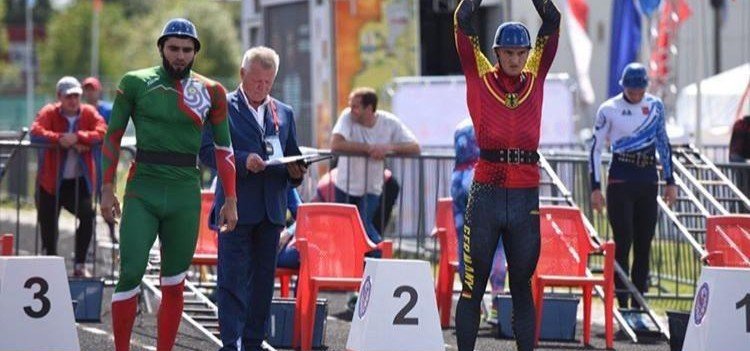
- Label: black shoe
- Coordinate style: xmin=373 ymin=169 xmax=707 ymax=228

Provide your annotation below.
xmin=347 ymin=292 xmax=359 ymax=312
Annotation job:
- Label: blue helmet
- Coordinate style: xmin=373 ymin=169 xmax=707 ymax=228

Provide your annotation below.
xmin=619 ymin=63 xmax=649 ymax=89
xmin=158 ymin=18 xmax=201 ymax=51
xmin=493 ymin=22 xmax=531 ymax=49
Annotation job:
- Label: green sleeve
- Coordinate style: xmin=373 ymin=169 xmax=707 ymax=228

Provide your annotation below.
xmin=102 ymin=73 xmax=137 ymax=185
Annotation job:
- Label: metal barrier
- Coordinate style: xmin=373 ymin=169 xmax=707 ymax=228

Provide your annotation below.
xmin=542 ymin=150 xmax=709 ymax=302
xmin=2 ymin=138 xmax=746 ymax=306
xmin=0 ymin=139 xmax=135 ymax=278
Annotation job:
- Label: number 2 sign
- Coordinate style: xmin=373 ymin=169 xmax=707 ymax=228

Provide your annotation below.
xmin=347 ymin=258 xmax=444 ymax=351
xmin=0 ymin=257 xmax=80 ymax=351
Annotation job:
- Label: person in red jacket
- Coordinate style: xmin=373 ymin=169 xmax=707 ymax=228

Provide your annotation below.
xmin=30 ymin=76 xmax=107 ymax=277
xmin=454 ymin=1 xmax=559 ymax=350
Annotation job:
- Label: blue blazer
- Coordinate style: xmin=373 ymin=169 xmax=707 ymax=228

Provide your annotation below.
xmin=200 ymin=90 xmax=302 ymax=226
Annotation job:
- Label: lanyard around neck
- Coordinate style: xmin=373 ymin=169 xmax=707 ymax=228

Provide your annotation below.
xmin=240 ymin=88 xmax=279 ymax=135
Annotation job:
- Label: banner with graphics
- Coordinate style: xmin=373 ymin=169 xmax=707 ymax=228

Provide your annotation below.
xmin=334 ymin=0 xmax=419 ymax=114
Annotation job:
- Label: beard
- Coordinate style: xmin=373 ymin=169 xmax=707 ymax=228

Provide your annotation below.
xmin=161 ymin=54 xmax=194 ymax=80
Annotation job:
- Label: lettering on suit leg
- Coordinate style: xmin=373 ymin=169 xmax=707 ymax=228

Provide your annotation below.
xmin=461 ymin=224 xmax=475 ymax=298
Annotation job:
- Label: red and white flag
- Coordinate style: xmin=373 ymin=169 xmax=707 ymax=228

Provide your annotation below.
xmin=565 ymin=0 xmax=595 ymax=104
xmin=649 ymin=0 xmax=692 ymax=88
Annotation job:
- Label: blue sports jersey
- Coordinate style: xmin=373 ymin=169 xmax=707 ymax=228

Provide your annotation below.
xmin=589 ymin=93 xmax=674 ymax=189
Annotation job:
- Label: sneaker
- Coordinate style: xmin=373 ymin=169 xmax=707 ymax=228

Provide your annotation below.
xmin=633 ymin=313 xmax=652 ymax=331
xmin=73 ymin=263 xmax=91 ymax=278
xmin=480 ymin=298 xmax=488 ymax=321
xmin=485 ymin=307 xmax=498 ymax=325
xmin=625 ymin=312 xmax=648 ymax=331
xmin=261 ymin=340 xmax=277 ymax=351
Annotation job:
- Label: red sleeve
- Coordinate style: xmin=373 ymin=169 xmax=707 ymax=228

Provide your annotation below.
xmin=30 ymin=106 xmax=62 ymax=143
xmin=76 ymin=107 xmax=107 ymax=145
xmin=454 ymin=0 xmax=493 ymax=126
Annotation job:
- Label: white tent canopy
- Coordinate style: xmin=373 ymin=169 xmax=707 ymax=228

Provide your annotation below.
xmin=675 ymin=63 xmax=750 ymax=145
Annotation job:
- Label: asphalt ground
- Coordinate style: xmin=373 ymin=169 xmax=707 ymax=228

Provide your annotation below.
xmin=3 ymin=211 xmax=671 ymax=350
xmin=74 ymin=289 xmax=671 ymax=351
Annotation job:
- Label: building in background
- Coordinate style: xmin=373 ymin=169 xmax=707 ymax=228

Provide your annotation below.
xmin=238 ymin=0 xmax=750 ymax=149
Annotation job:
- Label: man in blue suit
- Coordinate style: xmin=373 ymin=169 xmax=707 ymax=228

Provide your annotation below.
xmin=200 ymin=46 xmax=306 ymax=351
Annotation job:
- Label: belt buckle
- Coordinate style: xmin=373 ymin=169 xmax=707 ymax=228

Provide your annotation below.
xmin=508 ymin=148 xmax=521 ymax=164
xmin=636 ymin=154 xmax=647 ymax=167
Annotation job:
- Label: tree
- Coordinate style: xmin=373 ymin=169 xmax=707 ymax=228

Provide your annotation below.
xmin=0 ymin=0 xmax=21 ymax=90
xmin=4 ymin=0 xmax=52 ymax=25
xmin=38 ymin=0 xmax=129 ymax=87
xmin=120 ymin=0 xmax=241 ymax=84
xmin=39 ymin=0 xmax=241 ymax=89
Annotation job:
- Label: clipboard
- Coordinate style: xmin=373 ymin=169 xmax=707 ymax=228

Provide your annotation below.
xmin=264 ymin=154 xmax=333 ymax=167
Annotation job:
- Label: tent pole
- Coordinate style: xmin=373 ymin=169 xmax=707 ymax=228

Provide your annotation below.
xmin=695 ymin=0 xmax=706 ymax=149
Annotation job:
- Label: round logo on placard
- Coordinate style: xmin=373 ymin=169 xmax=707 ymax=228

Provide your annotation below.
xmin=357 ymin=276 xmax=372 ymax=319
xmin=694 ymin=282 xmax=710 ymax=326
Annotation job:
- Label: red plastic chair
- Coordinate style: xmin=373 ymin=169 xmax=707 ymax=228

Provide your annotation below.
xmin=705 ymin=215 xmax=750 ymax=267
xmin=191 ymin=191 xmax=219 ymax=266
xmin=292 ymin=203 xmax=392 ymax=351
xmin=1 ymin=233 xmax=13 ymax=256
xmin=432 ymin=197 xmax=459 ymax=328
xmin=534 ymin=205 xmax=615 ymax=349
xmin=190 ymin=191 xmax=297 ymax=297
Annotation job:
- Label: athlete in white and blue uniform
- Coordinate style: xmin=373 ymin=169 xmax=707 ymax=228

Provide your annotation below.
xmin=589 ymin=63 xmax=677 ymax=311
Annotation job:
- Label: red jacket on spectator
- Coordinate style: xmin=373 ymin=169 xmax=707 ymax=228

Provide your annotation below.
xmin=30 ymin=103 xmax=107 ymax=195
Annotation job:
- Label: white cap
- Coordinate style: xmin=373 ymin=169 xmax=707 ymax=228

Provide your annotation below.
xmin=56 ymin=76 xmax=83 ymax=96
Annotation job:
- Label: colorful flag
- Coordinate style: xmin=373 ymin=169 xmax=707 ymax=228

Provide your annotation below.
xmin=637 ymin=0 xmax=661 ymax=17
xmin=649 ymin=0 xmax=692 ymax=88
xmin=608 ymin=0 xmax=642 ymax=98
xmin=565 ymin=0 xmax=595 ymax=104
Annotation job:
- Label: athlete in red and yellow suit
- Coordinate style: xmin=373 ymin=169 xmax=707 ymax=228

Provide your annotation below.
xmin=453 ymin=1 xmax=559 ymax=350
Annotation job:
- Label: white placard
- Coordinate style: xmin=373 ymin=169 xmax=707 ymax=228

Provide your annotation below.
xmin=682 ymin=266 xmax=750 ymax=351
xmin=391 ymin=75 xmax=576 ymax=146
xmin=346 ymin=258 xmax=444 ymax=351
xmin=0 ymin=257 xmax=80 ymax=351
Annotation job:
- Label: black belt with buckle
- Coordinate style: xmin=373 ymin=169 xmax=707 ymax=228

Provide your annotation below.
xmin=479 ymin=149 xmax=539 ymax=164
xmin=613 ymin=152 xmax=656 ymax=167
xmin=136 ymin=149 xmax=197 ymax=167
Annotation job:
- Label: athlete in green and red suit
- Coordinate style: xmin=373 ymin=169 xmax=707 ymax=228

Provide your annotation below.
xmin=100 ymin=18 xmax=238 ymax=351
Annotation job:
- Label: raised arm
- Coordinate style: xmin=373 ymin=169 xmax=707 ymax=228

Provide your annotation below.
xmin=532 ymin=0 xmax=561 ymax=37
xmin=453 ymin=0 xmax=493 ymax=84
xmin=525 ymin=0 xmax=560 ymax=78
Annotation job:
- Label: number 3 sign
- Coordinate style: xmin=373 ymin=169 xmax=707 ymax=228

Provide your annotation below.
xmin=0 ymin=257 xmax=80 ymax=351
xmin=347 ymin=258 xmax=444 ymax=351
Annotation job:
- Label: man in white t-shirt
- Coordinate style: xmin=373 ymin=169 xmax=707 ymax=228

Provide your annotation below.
xmin=331 ymin=87 xmax=420 ymax=249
